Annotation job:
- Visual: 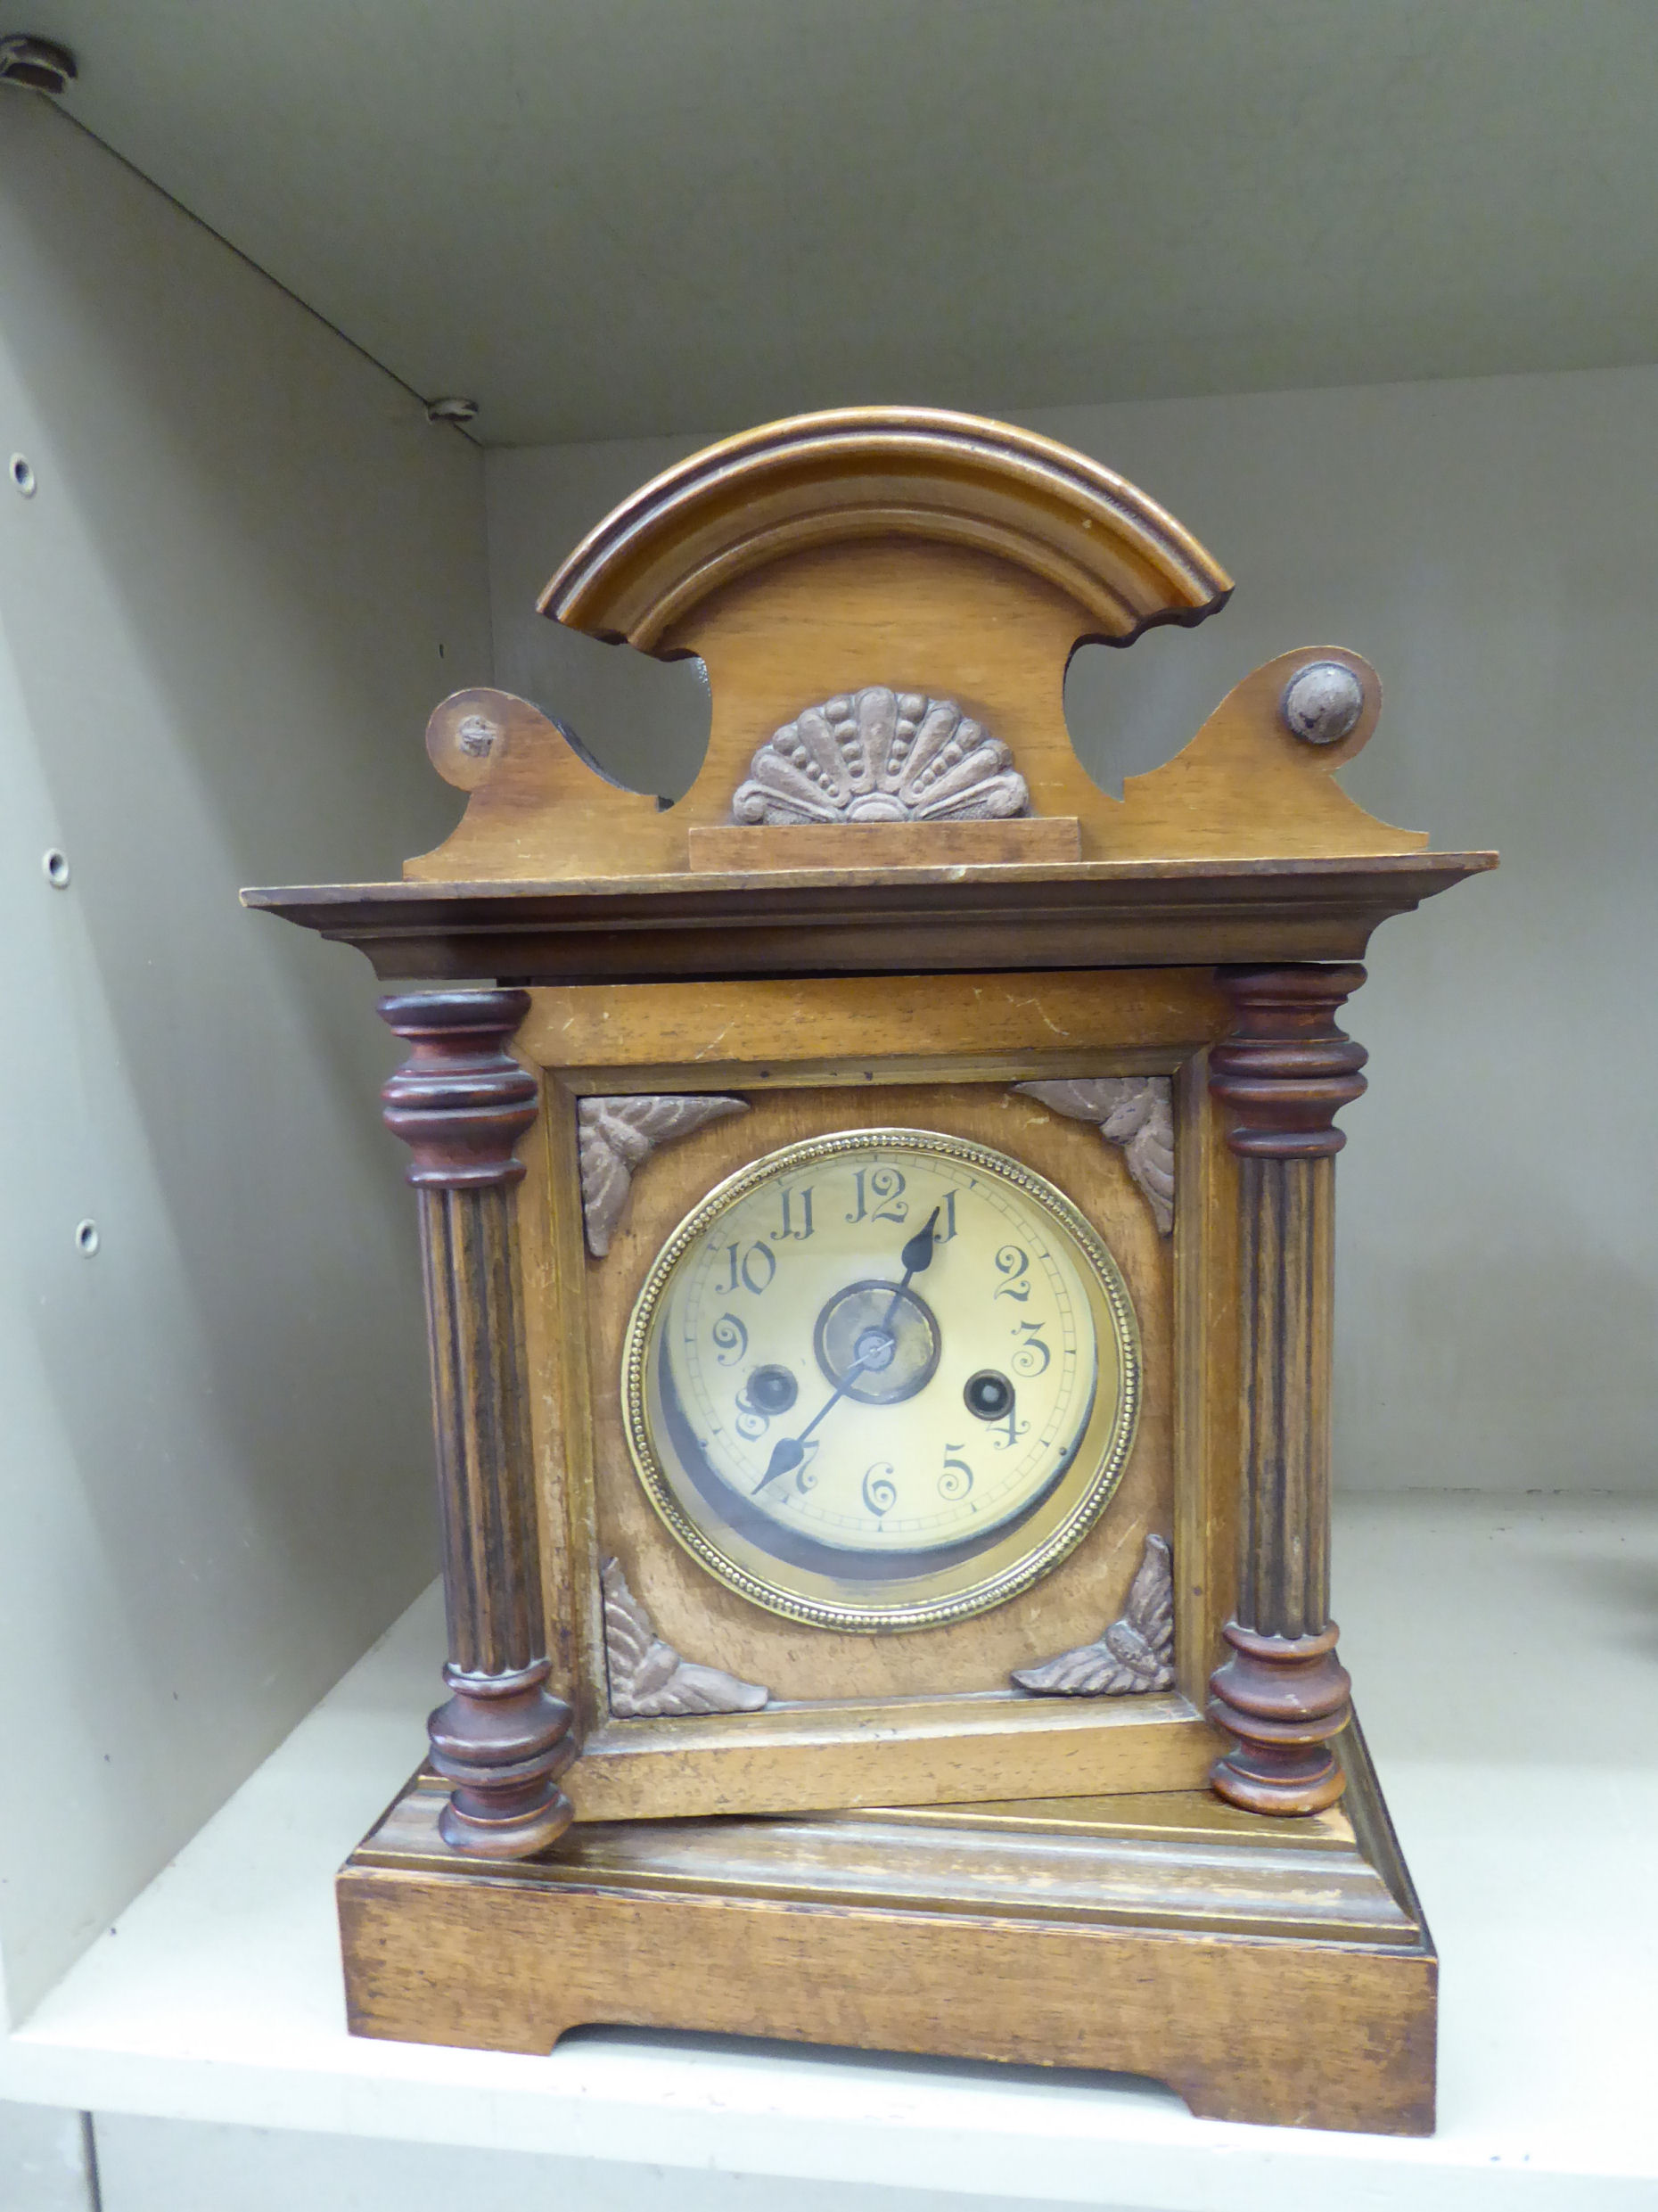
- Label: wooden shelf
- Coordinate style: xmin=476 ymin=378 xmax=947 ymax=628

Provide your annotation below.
xmin=2 ymin=1492 xmax=1653 ymax=2203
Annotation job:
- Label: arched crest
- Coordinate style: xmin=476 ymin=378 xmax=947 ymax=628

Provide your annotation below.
xmin=539 ymin=407 xmax=1233 ymax=653
xmin=393 ymin=409 xmax=1442 ymax=882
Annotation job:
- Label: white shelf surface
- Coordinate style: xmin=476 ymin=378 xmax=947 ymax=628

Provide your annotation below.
xmin=3 ymin=1492 xmax=1654 ymax=2209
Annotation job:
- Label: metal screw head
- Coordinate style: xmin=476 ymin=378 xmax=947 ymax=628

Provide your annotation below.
xmin=75 ymin=1219 xmax=99 ymax=1256
xmin=456 ymin=714 xmax=497 ymax=759
xmin=425 ymin=396 xmax=478 ymax=426
xmin=1280 ymin=661 xmax=1366 ymax=747
xmin=0 ymin=33 xmax=78 ymax=95
xmin=42 ymin=848 xmax=70 ymax=886
xmin=10 ymin=453 xmax=36 ymax=496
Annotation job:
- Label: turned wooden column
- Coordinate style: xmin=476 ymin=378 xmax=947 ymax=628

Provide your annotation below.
xmin=380 ymin=989 xmax=576 ymax=1858
xmin=1206 ymin=964 xmax=1367 ymax=1815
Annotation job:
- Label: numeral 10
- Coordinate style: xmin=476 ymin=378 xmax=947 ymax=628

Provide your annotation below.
xmin=716 ymin=1242 xmax=776 ymax=1295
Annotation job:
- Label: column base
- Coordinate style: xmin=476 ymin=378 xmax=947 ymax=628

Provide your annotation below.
xmin=427 ymin=1662 xmax=577 ymax=1861
xmin=1208 ymin=1619 xmax=1352 ymax=1816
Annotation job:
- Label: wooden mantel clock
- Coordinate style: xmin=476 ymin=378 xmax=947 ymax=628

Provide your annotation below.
xmin=247 ymin=409 xmax=1494 ymax=2135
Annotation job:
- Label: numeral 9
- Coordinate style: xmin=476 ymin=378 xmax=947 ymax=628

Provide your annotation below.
xmin=711 ymin=1312 xmax=748 ymax=1366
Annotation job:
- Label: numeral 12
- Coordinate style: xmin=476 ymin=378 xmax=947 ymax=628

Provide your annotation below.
xmin=847 ymin=1166 xmax=907 ymax=1223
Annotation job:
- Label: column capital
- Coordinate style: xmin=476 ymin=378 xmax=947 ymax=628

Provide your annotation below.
xmin=379 ymin=988 xmax=538 ymax=1188
xmin=1209 ymin=963 xmax=1367 ymax=1159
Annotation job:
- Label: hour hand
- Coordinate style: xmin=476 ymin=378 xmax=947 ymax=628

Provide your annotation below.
xmin=752 ymin=1351 xmax=874 ymax=1495
xmin=755 ymin=1435 xmax=806 ymax=1492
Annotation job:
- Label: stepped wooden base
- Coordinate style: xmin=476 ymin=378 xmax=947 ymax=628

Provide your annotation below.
xmin=340 ymin=1719 xmax=1434 ymax=2136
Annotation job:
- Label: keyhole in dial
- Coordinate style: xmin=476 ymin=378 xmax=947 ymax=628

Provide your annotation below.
xmin=964 ymin=1369 xmax=1014 ymax=1420
xmin=746 ymin=1365 xmax=798 ymax=1415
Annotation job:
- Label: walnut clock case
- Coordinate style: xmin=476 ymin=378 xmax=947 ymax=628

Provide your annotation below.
xmin=247 ymin=410 xmax=1495 ymax=2135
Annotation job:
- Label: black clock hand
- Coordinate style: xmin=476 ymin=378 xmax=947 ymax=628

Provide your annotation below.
xmin=754 ymin=1354 xmax=874 ymax=1492
xmin=882 ymin=1205 xmax=940 ymax=1327
xmin=758 ymin=1207 xmax=943 ymax=1496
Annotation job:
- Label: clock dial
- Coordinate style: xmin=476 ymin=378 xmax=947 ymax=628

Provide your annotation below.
xmin=622 ymin=1128 xmax=1141 ymax=1632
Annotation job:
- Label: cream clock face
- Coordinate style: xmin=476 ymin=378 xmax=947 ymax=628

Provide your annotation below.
xmin=622 ymin=1128 xmax=1141 ymax=1631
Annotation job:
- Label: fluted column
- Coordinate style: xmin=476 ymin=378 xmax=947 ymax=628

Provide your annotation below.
xmin=380 ymin=989 xmax=576 ymax=1858
xmin=1206 ymin=965 xmax=1367 ymax=1815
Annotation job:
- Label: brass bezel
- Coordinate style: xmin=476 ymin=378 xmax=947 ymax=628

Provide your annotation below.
xmin=621 ymin=1126 xmax=1142 ymax=1632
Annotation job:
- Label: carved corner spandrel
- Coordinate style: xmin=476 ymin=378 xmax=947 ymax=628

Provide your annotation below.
xmin=1012 ymin=1534 xmax=1177 ymax=1696
xmin=602 ymin=1558 xmax=769 ymax=1718
xmin=578 ymin=1094 xmax=750 ymax=1256
xmin=1015 ymin=1077 xmax=1174 ymax=1233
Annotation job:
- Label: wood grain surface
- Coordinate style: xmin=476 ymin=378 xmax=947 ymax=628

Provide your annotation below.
xmin=515 ymin=966 xmax=1232 ymax=1075
xmin=402 ymin=601 xmax=1430 ymax=884
xmin=244 ymin=851 xmax=1496 ymax=983
xmin=687 ymin=816 xmax=1082 ymax=870
xmin=505 ymin=969 xmax=1243 ymax=1821
xmin=538 ymin=407 xmax=1233 ymax=652
xmin=253 ymin=412 xmax=1469 ymax=2125
xmin=340 ymin=1726 xmax=1435 ymax=2135
xmin=408 ymin=415 xmax=1407 ymax=884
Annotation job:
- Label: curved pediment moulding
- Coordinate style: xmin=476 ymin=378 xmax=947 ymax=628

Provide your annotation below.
xmin=538 ymin=407 xmax=1233 ymax=653
xmin=403 ymin=410 xmax=1426 ymax=881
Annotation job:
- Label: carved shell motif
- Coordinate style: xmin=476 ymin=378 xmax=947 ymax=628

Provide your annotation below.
xmin=602 ymin=1558 xmax=769 ymax=1718
xmin=1010 ymin=1534 xmax=1176 ymax=1697
xmin=733 ymin=687 xmax=1030 ymax=826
